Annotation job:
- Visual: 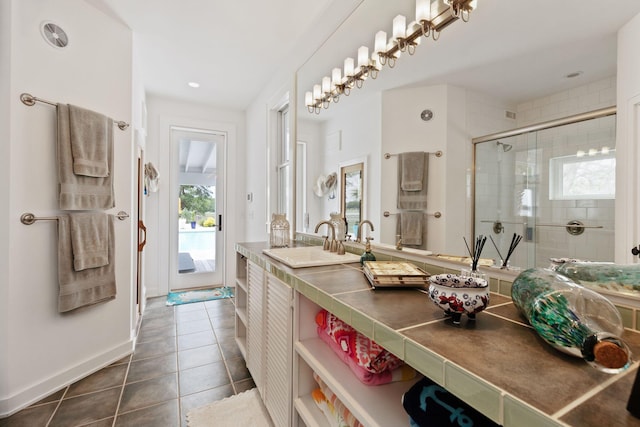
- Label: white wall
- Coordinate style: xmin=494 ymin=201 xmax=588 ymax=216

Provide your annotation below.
xmin=144 ymin=95 xmax=245 ymax=297
xmin=0 ymin=0 xmax=12 ymax=405
xmin=380 ymin=85 xmax=514 ymax=255
xmin=1 ymin=0 xmax=135 ymax=415
xmin=616 ymin=12 xmax=640 ymax=264
xmin=316 ymin=91 xmax=382 ymax=237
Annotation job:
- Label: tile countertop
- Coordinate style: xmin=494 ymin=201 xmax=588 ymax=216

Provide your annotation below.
xmin=236 ymin=242 xmax=640 ymax=427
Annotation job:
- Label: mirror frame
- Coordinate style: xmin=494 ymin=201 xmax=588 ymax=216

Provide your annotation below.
xmin=340 ymin=158 xmax=366 ymax=238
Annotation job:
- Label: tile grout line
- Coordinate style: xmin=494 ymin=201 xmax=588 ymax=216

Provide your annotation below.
xmin=208 ymin=303 xmax=238 ymax=396
xmin=44 ymin=385 xmax=69 ymax=427
xmin=110 ymin=354 xmax=133 ymax=427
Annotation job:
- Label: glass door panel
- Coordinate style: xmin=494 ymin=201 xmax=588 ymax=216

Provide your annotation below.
xmin=170 ymin=127 xmax=224 ymax=289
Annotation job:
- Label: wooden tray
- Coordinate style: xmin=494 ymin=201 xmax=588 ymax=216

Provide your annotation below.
xmin=362 ymin=261 xmax=430 ymax=288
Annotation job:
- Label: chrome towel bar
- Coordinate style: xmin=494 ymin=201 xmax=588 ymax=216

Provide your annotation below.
xmin=384 ymin=210 xmax=441 ymax=219
xmin=20 ymin=211 xmax=129 ymax=225
xmin=20 ymin=92 xmax=130 ymax=131
xmin=385 ymin=151 xmax=442 ymax=159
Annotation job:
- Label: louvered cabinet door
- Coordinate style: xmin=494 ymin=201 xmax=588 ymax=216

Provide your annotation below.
xmin=264 ymin=274 xmax=293 ymax=427
xmin=246 ymin=260 xmax=266 ymax=393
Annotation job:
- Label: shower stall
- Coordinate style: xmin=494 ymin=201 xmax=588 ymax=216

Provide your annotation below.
xmin=472 ymin=107 xmax=616 ymax=270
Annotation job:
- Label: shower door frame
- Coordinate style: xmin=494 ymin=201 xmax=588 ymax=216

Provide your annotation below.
xmin=471 ymin=105 xmax=617 ymax=267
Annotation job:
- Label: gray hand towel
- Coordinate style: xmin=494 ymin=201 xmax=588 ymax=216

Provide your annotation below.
xmin=398 ymin=212 xmax=424 ymax=246
xmin=68 ymin=104 xmax=111 ymax=177
xmin=57 ymin=104 xmax=115 ymax=210
xmin=58 ymin=215 xmax=116 ymax=313
xmin=397 ymin=154 xmax=429 ymax=210
xmin=400 ymin=152 xmax=425 ymax=191
xmin=69 ymin=212 xmax=109 ymax=271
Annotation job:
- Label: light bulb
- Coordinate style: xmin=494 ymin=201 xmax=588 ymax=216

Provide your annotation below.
xmin=416 ymin=0 xmax=431 ymax=22
xmin=374 ymin=31 xmax=387 ymax=54
xmin=358 ymin=46 xmax=369 ymax=69
xmin=344 ymin=57 xmax=355 ymax=77
xmin=393 ymin=15 xmax=406 ymax=40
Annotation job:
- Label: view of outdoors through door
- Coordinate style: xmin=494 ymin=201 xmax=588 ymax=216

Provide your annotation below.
xmin=170 ymin=127 xmax=224 ymax=289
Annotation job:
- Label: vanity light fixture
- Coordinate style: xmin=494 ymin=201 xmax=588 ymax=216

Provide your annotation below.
xmin=305 ymin=0 xmax=478 ymax=114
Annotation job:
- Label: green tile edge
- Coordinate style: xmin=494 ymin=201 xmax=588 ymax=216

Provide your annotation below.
xmin=444 ymin=362 xmax=502 ymax=425
xmin=504 ymin=395 xmax=564 ymax=427
xmin=405 ymin=338 xmax=445 ymax=385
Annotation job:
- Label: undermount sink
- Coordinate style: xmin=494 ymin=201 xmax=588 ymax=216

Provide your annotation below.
xmin=262 ymin=246 xmax=361 ymax=268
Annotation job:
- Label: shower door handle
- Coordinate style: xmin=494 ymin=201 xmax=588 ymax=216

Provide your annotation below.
xmin=218 ymin=215 xmax=222 ymax=231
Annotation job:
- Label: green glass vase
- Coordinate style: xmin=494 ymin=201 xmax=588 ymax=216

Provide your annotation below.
xmin=556 ymin=262 xmax=640 ymax=297
xmin=512 ymin=268 xmax=631 ymax=373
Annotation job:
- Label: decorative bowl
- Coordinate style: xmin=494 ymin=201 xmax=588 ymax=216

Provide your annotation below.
xmin=428 ymin=273 xmax=490 ymax=324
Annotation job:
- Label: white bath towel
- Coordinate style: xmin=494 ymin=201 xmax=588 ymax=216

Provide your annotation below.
xmin=58 ymin=215 xmax=116 ymax=313
xmin=397 ymin=154 xmax=429 ymax=210
xmin=68 ymin=104 xmax=111 ymax=177
xmin=69 ymin=212 xmax=109 ymax=271
xmin=57 ymin=104 xmax=115 ymax=210
xmin=400 ymin=152 xmax=425 ymax=191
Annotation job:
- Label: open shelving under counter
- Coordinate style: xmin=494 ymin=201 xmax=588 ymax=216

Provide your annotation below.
xmin=234 ymin=253 xmax=248 ymax=359
xmin=294 ymin=291 xmax=421 ymax=427
xmin=236 ymin=241 xmax=640 ymax=427
xmin=296 ymin=337 xmax=420 ymax=427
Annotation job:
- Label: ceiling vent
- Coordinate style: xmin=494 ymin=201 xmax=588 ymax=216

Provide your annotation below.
xmin=40 ymin=22 xmax=69 ymax=49
xmin=505 ymin=110 xmax=516 ymax=120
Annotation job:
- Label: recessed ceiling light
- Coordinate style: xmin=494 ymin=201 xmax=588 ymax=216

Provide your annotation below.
xmin=188 ymin=82 xmax=200 ymax=88
xmin=565 ymin=71 xmax=583 ymax=79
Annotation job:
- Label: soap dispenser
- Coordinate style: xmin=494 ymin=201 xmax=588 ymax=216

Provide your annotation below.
xmin=360 ymin=237 xmax=376 ymax=266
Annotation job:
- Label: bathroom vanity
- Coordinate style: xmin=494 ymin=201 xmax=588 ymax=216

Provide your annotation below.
xmin=235 ymin=241 xmax=640 ymax=427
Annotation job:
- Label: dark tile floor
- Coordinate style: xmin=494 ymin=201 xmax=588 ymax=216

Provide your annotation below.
xmin=0 ymin=295 xmax=253 ymax=427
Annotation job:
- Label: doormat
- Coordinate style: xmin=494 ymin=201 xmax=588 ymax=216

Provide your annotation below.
xmin=187 ymin=388 xmax=273 ymax=427
xmin=166 ymin=287 xmax=234 ymax=306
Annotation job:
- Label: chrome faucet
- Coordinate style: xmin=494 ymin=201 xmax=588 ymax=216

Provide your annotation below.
xmin=315 ymin=220 xmax=337 ymax=252
xmin=356 ymin=220 xmax=375 ymax=243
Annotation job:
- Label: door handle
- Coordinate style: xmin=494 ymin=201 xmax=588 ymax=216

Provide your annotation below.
xmin=138 ymin=220 xmax=147 ymax=252
xmin=218 ymin=214 xmax=222 ymax=231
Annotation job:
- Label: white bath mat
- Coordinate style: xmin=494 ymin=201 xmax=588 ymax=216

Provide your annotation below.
xmin=186 ymin=388 xmax=273 ymax=427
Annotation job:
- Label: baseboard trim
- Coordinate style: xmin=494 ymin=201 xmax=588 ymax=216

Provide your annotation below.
xmin=0 ymin=338 xmax=135 ymax=418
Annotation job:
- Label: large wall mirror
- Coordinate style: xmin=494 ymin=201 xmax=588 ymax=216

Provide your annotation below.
xmin=294 ymin=0 xmax=635 ymax=260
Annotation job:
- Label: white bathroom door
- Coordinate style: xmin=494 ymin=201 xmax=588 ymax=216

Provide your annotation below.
xmin=169 ymin=126 xmax=225 ymax=290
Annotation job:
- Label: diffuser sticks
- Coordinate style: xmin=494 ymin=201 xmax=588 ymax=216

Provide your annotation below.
xmin=489 ymin=233 xmax=523 ymax=269
xmin=463 ymin=235 xmax=487 ymax=272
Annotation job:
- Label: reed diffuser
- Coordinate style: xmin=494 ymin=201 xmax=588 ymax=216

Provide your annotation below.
xmin=462 ymin=235 xmax=487 ymax=278
xmin=489 ymin=233 xmax=523 ymax=269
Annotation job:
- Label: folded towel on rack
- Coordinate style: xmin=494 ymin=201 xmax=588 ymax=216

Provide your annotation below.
xmin=68 ymin=104 xmax=112 ymax=177
xmin=57 ymin=104 xmax=115 ymax=210
xmin=397 ymin=154 xmax=428 ymax=209
xmin=397 ymin=212 xmax=424 ymax=246
xmin=400 ymin=152 xmax=425 ymax=191
xmin=58 ymin=215 xmax=116 ymax=313
xmin=69 ymin=212 xmax=109 ymax=271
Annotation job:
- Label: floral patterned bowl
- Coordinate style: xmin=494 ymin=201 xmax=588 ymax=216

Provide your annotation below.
xmin=428 ymin=274 xmax=490 ymax=324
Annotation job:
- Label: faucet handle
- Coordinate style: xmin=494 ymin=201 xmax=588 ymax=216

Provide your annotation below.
xmin=322 ymin=235 xmax=330 ymax=251
xmin=337 ymin=241 xmax=346 ymax=255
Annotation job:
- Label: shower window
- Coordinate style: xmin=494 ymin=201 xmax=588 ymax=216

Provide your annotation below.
xmin=549 ymin=150 xmax=616 ymax=200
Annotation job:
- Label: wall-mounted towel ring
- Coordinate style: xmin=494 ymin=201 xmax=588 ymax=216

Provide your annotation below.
xmin=20 ymin=93 xmax=130 ymax=130
xmin=20 ymin=211 xmax=129 ymax=225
